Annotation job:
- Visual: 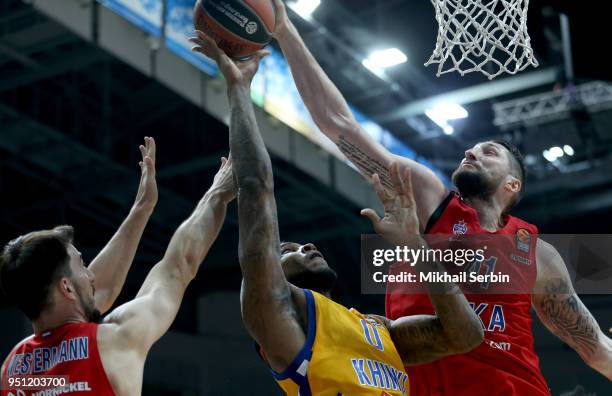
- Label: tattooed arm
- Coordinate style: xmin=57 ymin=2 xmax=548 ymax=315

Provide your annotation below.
xmin=533 ymin=239 xmax=612 ymax=380
xmin=270 ymin=0 xmax=447 ymax=228
xmin=364 ymin=165 xmax=483 ymax=365
xmin=189 ymin=32 xmax=308 ymax=373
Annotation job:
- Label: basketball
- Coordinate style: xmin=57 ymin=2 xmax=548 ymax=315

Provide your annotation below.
xmin=194 ymin=0 xmax=275 ymax=59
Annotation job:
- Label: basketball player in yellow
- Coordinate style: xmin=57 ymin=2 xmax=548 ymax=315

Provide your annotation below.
xmin=190 ymin=32 xmax=484 ymax=395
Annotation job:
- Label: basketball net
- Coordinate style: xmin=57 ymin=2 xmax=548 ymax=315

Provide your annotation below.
xmin=425 ymin=0 xmax=538 ymax=79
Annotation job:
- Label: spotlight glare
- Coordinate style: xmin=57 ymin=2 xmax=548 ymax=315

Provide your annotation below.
xmin=363 ymin=48 xmax=407 ymax=71
xmin=563 ymin=144 xmax=575 ymax=156
xmin=549 ymin=146 xmax=564 ymax=158
xmin=425 ymin=103 xmax=468 ymax=135
xmin=542 ymin=149 xmax=556 ymax=162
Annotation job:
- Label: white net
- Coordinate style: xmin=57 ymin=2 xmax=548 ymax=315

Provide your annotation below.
xmin=425 ymin=0 xmax=539 ymax=79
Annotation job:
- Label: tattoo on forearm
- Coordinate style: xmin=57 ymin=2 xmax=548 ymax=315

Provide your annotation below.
xmin=396 ymin=322 xmax=443 ymax=344
xmin=540 ymin=279 xmax=599 ymax=357
xmin=337 ymin=135 xmax=393 ymax=190
xmin=391 ymin=319 xmax=452 ymax=364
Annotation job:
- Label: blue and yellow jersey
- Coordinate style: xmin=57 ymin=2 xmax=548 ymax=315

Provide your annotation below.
xmin=269 ymin=289 xmax=409 ymax=396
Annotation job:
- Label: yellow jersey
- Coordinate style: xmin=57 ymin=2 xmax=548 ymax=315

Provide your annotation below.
xmin=268 ymin=289 xmax=409 ymax=396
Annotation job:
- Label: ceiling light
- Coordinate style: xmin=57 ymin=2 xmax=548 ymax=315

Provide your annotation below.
xmin=363 ymin=48 xmax=407 ymax=69
xmin=543 ymin=146 xmax=567 ymax=162
xmin=542 ymin=149 xmax=556 ymax=162
xmin=549 ymin=146 xmax=564 ymax=158
xmin=425 ymin=103 xmax=468 ymax=135
xmin=288 ymin=0 xmax=321 ymax=19
xmin=362 ymin=48 xmax=407 ymax=75
xmin=563 ymin=144 xmax=574 ymax=156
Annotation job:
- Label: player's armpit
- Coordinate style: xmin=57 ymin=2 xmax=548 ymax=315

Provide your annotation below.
xmin=378 ymin=314 xmax=479 ymax=366
xmin=533 ymin=239 xmax=612 ymax=380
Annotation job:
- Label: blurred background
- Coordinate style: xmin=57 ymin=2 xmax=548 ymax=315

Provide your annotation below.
xmin=0 ymin=0 xmax=610 ymax=394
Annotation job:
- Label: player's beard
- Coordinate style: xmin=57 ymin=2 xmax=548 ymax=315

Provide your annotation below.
xmin=75 ymin=283 xmax=101 ymax=324
xmin=287 ymin=266 xmax=338 ymax=295
xmin=452 ymin=167 xmax=499 ymax=201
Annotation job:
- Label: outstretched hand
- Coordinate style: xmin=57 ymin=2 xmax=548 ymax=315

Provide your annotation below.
xmin=189 ymin=31 xmax=269 ymax=87
xmin=270 ymin=0 xmax=291 ymax=40
xmin=361 ymin=163 xmax=420 ymax=246
xmin=134 ymin=136 xmax=158 ymax=213
xmin=210 ymin=156 xmax=236 ymax=204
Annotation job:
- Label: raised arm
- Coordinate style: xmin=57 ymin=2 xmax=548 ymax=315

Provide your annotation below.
xmin=189 ymin=32 xmax=307 ymax=373
xmin=88 ymin=137 xmax=158 ymax=313
xmin=271 ymin=0 xmax=447 ymax=225
xmin=532 ymin=239 xmax=612 ymax=380
xmin=103 ymin=159 xmax=235 ymax=353
xmin=362 ymin=164 xmax=483 ymax=365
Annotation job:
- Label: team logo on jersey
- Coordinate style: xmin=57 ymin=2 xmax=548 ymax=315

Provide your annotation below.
xmin=453 ymin=220 xmax=468 ymax=235
xmin=516 ymin=228 xmax=531 ymax=253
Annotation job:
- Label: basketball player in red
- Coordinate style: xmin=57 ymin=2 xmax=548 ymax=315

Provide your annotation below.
xmin=0 ymin=138 xmax=236 ymax=395
xmin=270 ymin=0 xmax=612 ymax=394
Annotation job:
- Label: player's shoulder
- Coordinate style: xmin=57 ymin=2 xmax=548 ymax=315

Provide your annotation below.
xmin=1 ymin=335 xmax=34 ymax=376
xmin=535 ymin=238 xmax=567 ymax=281
xmin=535 ymin=238 xmax=561 ymax=262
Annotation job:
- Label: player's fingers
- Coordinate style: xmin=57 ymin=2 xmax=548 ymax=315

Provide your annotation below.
xmin=360 ymin=208 xmax=381 ymax=225
xmin=144 ymin=156 xmax=155 ymax=173
xmin=389 ymin=163 xmax=403 ymax=196
xmin=393 ymin=163 xmax=407 ymax=197
xmin=139 ymin=144 xmax=146 ymax=159
xmin=192 ymin=31 xmax=222 ymax=59
xmin=252 ymin=50 xmax=270 ymax=62
xmin=147 ymin=136 xmax=156 ymax=160
xmin=371 ymin=173 xmax=388 ymax=203
xmin=401 ymin=167 xmax=416 ymax=208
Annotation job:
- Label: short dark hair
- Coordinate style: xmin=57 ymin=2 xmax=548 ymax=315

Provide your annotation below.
xmin=491 ymin=139 xmax=526 ymax=211
xmin=0 ymin=226 xmax=74 ymax=320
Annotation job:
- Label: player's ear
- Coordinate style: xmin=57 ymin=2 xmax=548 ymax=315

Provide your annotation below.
xmin=58 ymin=277 xmax=77 ymax=301
xmin=505 ymin=175 xmax=521 ymax=194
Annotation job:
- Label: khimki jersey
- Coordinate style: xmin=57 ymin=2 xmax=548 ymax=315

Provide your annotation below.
xmin=386 ymin=191 xmax=551 ymax=396
xmin=1 ymin=323 xmax=115 ymax=396
xmin=265 ymin=289 xmax=409 ymax=396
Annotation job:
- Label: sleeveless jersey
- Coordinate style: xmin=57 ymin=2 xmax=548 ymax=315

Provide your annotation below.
xmin=269 ymin=289 xmax=410 ymax=396
xmin=1 ymin=323 xmax=115 ymax=396
xmin=386 ymin=192 xmax=551 ymax=396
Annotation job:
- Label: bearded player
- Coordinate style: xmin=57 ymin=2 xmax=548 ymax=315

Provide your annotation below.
xmin=190 ymin=31 xmax=483 ymax=395
xmin=0 ymin=138 xmax=235 ymax=395
xmin=269 ymin=1 xmax=612 ymax=394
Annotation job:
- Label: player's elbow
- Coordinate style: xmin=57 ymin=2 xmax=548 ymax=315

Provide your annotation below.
xmin=450 ymin=322 xmax=484 ymax=354
xmin=315 ymin=112 xmax=359 ymax=140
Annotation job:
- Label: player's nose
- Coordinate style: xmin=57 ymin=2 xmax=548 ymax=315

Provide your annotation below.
xmin=465 ymin=148 xmax=477 ymax=161
xmin=301 ymin=243 xmax=317 ymax=253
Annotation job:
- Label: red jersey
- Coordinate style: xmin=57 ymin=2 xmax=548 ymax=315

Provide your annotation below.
xmin=1 ymin=323 xmax=115 ymax=396
xmin=386 ymin=192 xmax=551 ymax=396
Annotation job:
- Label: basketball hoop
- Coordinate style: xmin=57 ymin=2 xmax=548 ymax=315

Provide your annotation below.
xmin=425 ymin=0 xmax=539 ymax=79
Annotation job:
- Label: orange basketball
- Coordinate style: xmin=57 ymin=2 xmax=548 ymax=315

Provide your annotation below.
xmin=194 ymin=0 xmax=276 ymax=59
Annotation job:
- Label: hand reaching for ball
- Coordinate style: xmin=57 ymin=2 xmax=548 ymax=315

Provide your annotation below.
xmin=190 ymin=30 xmax=269 ymax=88
xmin=270 ymin=0 xmax=291 ymax=40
